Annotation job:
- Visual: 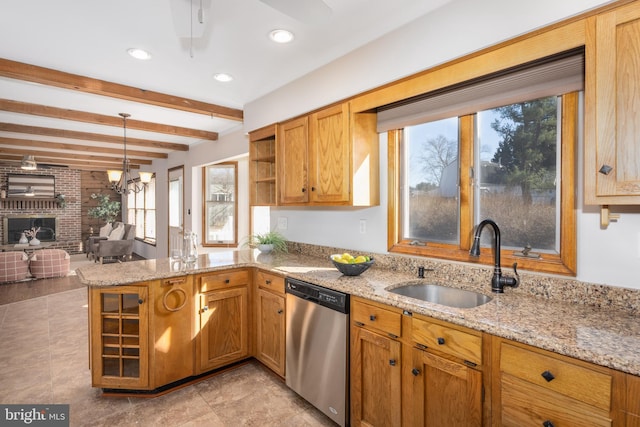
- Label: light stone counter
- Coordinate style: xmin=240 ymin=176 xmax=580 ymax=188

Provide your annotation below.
xmin=77 ymin=248 xmax=640 ymax=376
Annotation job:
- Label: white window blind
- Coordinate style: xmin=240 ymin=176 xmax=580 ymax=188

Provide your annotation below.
xmin=377 ymin=50 xmax=584 ymax=133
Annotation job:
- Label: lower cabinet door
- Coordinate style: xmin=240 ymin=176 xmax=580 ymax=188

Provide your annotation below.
xmin=350 ymin=326 xmax=402 ymax=426
xmin=411 ymin=347 xmax=482 ymax=427
xmin=255 ymin=288 xmax=285 ymax=376
xmin=198 ymin=286 xmax=249 ymax=372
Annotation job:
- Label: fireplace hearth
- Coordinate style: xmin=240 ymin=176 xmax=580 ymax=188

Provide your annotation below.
xmin=3 ymin=215 xmax=58 ymax=244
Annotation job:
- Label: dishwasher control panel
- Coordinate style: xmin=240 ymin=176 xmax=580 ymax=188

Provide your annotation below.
xmin=286 ymin=278 xmax=349 ymax=313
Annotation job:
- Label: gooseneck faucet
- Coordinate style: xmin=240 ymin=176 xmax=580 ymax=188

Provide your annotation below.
xmin=470 ymin=219 xmax=519 ymax=293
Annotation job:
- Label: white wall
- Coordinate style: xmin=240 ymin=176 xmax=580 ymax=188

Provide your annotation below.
xmin=135 ymin=126 xmax=250 ymax=259
xmin=245 ymin=0 xmax=640 ymax=290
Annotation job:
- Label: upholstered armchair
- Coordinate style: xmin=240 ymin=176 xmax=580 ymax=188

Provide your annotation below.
xmin=87 ymin=222 xmax=135 ymax=264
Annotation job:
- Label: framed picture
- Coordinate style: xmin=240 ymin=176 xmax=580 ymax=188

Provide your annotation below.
xmin=7 ymin=174 xmax=56 ymax=198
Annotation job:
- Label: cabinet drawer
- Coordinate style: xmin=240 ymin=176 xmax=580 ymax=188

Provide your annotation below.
xmin=198 ymin=269 xmax=249 ymax=292
xmin=500 ymin=342 xmax=612 ymax=411
xmin=501 ymin=373 xmax=611 ymax=427
xmin=255 ymin=270 xmax=285 ymax=295
xmin=411 ymin=317 xmax=482 ymax=366
xmin=352 ymin=300 xmax=401 ymax=338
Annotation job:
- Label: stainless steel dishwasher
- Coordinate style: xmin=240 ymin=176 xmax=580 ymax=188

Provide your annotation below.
xmin=285 ymin=278 xmax=349 ymax=427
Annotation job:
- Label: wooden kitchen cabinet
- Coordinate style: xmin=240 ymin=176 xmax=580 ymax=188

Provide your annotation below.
xmin=196 ymin=269 xmax=251 ymax=373
xmin=254 ymin=270 xmax=286 ymax=377
xmin=626 ymin=374 xmax=640 ymax=427
xmin=350 ymin=298 xmax=402 ymax=426
xmin=149 ymin=276 xmax=194 ymax=388
xmin=585 ymin=1 xmax=640 ymax=206
xmin=410 ymin=315 xmax=484 ymax=426
xmin=492 ymin=337 xmax=624 ymax=427
xmin=89 ymin=284 xmax=149 ymax=389
xmin=277 ymin=102 xmax=379 ymax=206
xmin=249 ymin=124 xmax=278 ymax=206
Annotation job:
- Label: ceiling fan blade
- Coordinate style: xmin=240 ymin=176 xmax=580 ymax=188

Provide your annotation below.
xmin=259 ymin=0 xmax=331 ymax=23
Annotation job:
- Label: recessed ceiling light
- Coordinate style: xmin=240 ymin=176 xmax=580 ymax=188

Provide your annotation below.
xmin=269 ymin=29 xmax=294 ymax=44
xmin=127 ymin=48 xmax=152 ymax=60
xmin=213 ymin=73 xmax=234 ymax=82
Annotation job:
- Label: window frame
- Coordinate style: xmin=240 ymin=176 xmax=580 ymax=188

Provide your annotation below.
xmin=201 ymin=161 xmax=238 ymax=247
xmin=388 ymin=92 xmax=577 ymax=276
xmin=127 ymin=176 xmax=156 ymax=245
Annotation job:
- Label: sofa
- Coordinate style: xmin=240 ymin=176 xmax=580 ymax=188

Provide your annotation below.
xmin=29 ymin=249 xmax=70 ymax=279
xmin=86 ymin=222 xmax=135 ymax=264
xmin=0 ymin=251 xmax=30 ymax=283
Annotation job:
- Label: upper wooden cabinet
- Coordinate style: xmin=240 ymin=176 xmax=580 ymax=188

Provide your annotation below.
xmin=585 ymin=2 xmax=640 ymax=206
xmin=249 ymin=124 xmax=278 ymax=206
xmin=269 ymin=102 xmax=379 ymax=206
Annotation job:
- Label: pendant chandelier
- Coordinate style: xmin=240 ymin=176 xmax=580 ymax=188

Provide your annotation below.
xmin=107 ymin=113 xmax=153 ymax=195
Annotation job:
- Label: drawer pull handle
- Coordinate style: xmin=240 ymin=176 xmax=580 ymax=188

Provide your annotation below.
xmin=599 ymin=164 xmax=613 ymax=175
xmin=541 ymin=370 xmax=555 ymax=382
xmin=389 ymin=359 xmax=396 ymax=366
xmin=369 ymin=315 xmax=376 ymax=321
xmin=265 ymin=280 xmax=272 ymax=285
xmin=225 ymin=279 xmax=230 ymax=284
xmin=542 ymin=421 xmax=555 ymax=427
xmin=437 ymin=337 xmax=445 ymax=345
xmin=411 ymin=368 xmax=420 ymax=376
xmin=277 ymin=309 xmax=284 ymax=314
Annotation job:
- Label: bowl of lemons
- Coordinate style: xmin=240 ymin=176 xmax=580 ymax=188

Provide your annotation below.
xmin=331 ymin=253 xmax=375 ymax=276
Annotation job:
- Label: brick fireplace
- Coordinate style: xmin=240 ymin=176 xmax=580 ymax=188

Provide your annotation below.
xmin=1 ymin=165 xmax=83 ymax=254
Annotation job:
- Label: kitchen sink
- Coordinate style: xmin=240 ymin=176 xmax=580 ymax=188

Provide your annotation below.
xmin=387 ymin=282 xmax=492 ymax=308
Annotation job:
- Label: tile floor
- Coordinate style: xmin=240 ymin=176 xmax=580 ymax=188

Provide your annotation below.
xmin=0 ymin=276 xmax=337 ymax=426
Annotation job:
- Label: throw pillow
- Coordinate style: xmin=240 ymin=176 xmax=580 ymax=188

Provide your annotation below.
xmin=99 ymin=223 xmax=113 ymax=237
xmin=108 ymin=223 xmax=125 ymax=240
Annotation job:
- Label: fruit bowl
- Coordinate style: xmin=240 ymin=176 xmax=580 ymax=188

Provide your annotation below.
xmin=330 ymin=254 xmax=375 ymax=276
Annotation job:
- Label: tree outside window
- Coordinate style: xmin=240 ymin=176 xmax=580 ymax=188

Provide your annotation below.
xmin=202 ymin=162 xmax=237 ymax=246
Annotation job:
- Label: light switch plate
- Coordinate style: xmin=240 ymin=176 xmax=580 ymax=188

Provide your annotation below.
xmin=278 ymin=217 xmax=288 ymax=230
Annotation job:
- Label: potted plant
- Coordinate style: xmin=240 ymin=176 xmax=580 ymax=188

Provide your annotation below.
xmin=87 ymin=193 xmax=121 ymax=224
xmin=247 ymin=230 xmax=288 ymax=254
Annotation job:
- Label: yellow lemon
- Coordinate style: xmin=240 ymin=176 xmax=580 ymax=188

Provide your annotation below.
xmin=354 ymin=256 xmax=367 ymax=263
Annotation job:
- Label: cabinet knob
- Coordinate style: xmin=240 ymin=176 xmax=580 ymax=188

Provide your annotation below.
xmin=437 ymin=337 xmax=445 ymax=345
xmin=389 ymin=359 xmax=397 ymax=366
xmin=542 ymin=421 xmax=555 ymax=427
xmin=541 ymin=370 xmax=555 ymax=382
xmin=137 ymin=298 xmax=143 ymax=305
xmin=225 ymin=279 xmax=230 ymax=284
xmin=311 ymin=186 xmax=316 ymax=192
xmin=277 ymin=309 xmax=284 ymax=314
xmin=369 ymin=314 xmax=376 ymax=321
xmin=265 ymin=280 xmax=272 ymax=285
xmin=202 ymin=306 xmax=209 ymax=312
xmin=411 ymin=368 xmax=420 ymax=376
xmin=301 ymin=188 xmax=306 ymax=193
xmin=599 ymin=164 xmax=613 ymax=175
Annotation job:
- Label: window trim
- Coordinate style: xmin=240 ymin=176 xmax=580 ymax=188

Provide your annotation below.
xmin=387 ymin=92 xmax=577 ymax=276
xmin=201 ymin=161 xmax=238 ymax=247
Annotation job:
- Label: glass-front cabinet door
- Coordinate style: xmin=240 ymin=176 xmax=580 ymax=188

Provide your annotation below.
xmin=90 ymin=286 xmax=149 ymax=389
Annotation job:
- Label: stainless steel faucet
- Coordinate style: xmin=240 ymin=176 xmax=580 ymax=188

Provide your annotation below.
xmin=470 ymin=219 xmax=519 ymax=293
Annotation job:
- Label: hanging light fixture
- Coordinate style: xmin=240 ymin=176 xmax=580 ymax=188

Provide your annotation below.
xmin=107 ymin=113 xmax=153 ymax=195
xmin=21 ymin=155 xmax=37 ymax=170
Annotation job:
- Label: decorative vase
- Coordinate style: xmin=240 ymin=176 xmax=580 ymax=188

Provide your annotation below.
xmin=29 ymin=237 xmax=41 ymax=246
xmin=18 ymin=232 xmax=28 ymax=244
xmin=258 ymin=244 xmax=274 ymax=253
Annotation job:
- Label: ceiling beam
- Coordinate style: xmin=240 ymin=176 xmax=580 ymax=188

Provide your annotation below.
xmin=0 ymin=155 xmax=140 ymax=170
xmin=0 ymin=58 xmax=244 ymax=121
xmin=0 ymin=122 xmax=189 ymax=151
xmin=0 ymin=147 xmax=152 ymax=165
xmin=0 ymin=99 xmax=218 ymax=140
xmin=0 ymin=137 xmax=168 ymax=159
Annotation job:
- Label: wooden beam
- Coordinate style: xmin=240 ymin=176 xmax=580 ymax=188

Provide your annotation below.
xmin=0 ymin=58 xmax=244 ymax=121
xmin=0 ymin=122 xmax=189 ymax=151
xmin=0 ymin=155 xmax=140 ymax=170
xmin=0 ymin=136 xmax=168 ymax=158
xmin=0 ymin=147 xmax=152 ymax=165
xmin=0 ymin=99 xmax=218 ymax=140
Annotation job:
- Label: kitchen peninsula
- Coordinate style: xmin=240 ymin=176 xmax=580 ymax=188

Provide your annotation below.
xmin=78 ymin=248 xmax=640 ymax=425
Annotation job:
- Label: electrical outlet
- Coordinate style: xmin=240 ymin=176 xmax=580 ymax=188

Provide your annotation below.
xmin=359 ymin=219 xmax=366 ymax=234
xmin=278 ymin=217 xmax=288 ymax=230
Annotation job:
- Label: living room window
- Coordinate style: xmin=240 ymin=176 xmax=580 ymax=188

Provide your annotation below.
xmin=384 ymin=51 xmax=581 ymax=276
xmin=202 ymin=162 xmax=237 ymax=247
xmin=127 ymin=176 xmax=156 ymax=244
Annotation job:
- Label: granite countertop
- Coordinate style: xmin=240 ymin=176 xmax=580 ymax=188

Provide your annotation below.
xmin=77 ymin=249 xmax=640 ymax=376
